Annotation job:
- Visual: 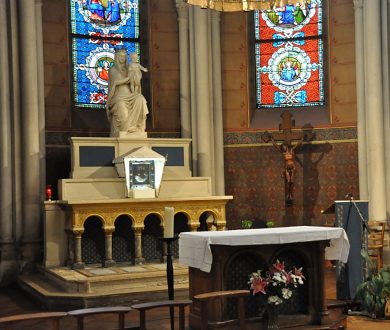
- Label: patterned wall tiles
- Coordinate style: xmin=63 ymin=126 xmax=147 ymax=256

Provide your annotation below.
xmin=224 ymin=133 xmax=359 ymax=229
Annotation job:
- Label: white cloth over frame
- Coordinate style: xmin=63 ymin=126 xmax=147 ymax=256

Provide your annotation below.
xmin=179 ymin=226 xmax=350 ymax=273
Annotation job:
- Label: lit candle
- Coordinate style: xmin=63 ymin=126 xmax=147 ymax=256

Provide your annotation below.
xmin=164 ymin=207 xmax=175 ymax=238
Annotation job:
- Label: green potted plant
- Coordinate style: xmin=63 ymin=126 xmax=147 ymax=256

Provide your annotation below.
xmin=241 ymin=219 xmax=253 ymax=229
xmin=355 ymin=249 xmax=390 ymax=318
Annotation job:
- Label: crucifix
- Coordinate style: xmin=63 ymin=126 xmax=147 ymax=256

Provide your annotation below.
xmin=262 ymin=110 xmax=314 ymax=206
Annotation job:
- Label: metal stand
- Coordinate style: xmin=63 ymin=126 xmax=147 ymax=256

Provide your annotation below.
xmin=161 ymin=236 xmax=179 ymax=330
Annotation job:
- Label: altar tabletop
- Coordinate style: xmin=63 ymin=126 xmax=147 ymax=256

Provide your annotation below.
xmin=179 ymin=226 xmax=349 ymax=272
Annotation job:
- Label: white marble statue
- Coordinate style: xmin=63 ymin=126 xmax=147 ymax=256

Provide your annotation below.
xmin=128 ymin=52 xmax=148 ymax=94
xmin=106 ymin=49 xmax=149 ymax=137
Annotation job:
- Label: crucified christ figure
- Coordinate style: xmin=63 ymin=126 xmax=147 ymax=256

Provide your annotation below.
xmin=268 ymin=136 xmax=303 ymax=204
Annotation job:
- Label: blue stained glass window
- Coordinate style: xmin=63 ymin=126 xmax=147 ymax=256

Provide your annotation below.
xmin=69 ymin=0 xmax=140 ymax=109
xmin=254 ymin=0 xmax=324 ymax=109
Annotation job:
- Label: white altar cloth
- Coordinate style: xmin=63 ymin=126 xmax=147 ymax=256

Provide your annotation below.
xmin=179 ymin=226 xmax=349 ymax=273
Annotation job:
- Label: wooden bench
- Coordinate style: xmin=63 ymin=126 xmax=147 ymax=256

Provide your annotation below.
xmin=0 ymin=312 xmax=67 ymax=330
xmin=193 ymin=290 xmax=250 ymax=330
xmin=67 ymin=306 xmax=132 ymax=330
xmin=131 ymin=300 xmax=192 ymax=330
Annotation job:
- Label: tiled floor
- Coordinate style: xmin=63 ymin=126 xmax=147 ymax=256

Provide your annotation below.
xmin=1 ymin=266 xmax=390 ymax=329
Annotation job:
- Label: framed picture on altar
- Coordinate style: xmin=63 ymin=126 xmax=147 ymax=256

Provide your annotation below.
xmin=129 ymin=161 xmax=155 ymax=189
xmin=113 ymin=146 xmax=166 ymax=198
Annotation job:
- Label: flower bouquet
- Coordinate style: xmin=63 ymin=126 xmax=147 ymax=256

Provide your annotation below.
xmin=248 ymin=260 xmax=305 ymax=329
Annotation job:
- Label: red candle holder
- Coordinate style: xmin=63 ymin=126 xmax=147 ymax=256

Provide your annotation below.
xmin=46 ymin=184 xmax=52 ymax=201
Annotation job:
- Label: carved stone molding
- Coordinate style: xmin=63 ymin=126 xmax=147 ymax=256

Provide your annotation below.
xmin=61 ymin=197 xmax=232 ymax=233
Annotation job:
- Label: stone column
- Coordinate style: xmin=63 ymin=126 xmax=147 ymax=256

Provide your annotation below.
xmin=19 ymin=0 xmax=42 ymax=266
xmin=363 ymin=0 xmax=387 ymax=221
xmin=10 ymin=0 xmax=23 ymax=243
xmin=35 ymin=0 xmax=46 ymax=202
xmin=382 ymin=0 xmax=390 ymax=218
xmin=189 ymin=7 xmax=198 ymax=176
xmin=73 ymin=229 xmax=85 ymax=269
xmin=193 ymin=7 xmax=213 ymax=181
xmin=65 ymin=229 xmax=74 ymax=267
xmin=134 ymin=227 xmax=145 ymax=264
xmin=0 ymin=0 xmax=17 ymax=284
xmin=176 ymin=1 xmax=191 ymax=139
xmin=210 ymin=10 xmax=225 ymax=196
xmin=353 ymin=0 xmax=368 ymax=200
xmin=103 ymin=227 xmax=116 ymax=267
xmin=0 ymin=0 xmax=13 ymax=245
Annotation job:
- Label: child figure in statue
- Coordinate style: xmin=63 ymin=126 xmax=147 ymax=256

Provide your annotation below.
xmin=128 ymin=52 xmax=148 ymax=94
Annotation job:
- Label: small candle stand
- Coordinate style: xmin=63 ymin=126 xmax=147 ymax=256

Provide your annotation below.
xmin=161 ymin=235 xmax=179 ymax=330
xmin=45 ymin=184 xmax=52 ymax=201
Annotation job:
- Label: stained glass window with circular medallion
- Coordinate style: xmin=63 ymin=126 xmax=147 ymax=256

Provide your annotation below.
xmin=69 ymin=0 xmax=140 ymax=109
xmin=255 ymin=0 xmax=324 ymax=109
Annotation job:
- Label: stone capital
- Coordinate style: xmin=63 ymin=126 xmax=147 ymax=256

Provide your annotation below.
xmin=176 ymin=0 xmax=189 ymax=20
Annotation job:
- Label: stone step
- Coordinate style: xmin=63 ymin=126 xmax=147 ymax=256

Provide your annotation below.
xmin=17 ymin=263 xmax=190 ymax=310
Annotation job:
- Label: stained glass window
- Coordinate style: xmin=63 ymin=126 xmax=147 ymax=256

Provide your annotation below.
xmin=255 ymin=0 xmax=324 ymax=109
xmin=70 ymin=0 xmax=140 ymax=109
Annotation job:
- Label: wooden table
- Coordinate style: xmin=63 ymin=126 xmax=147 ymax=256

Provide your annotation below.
xmin=179 ymin=226 xmax=349 ymax=329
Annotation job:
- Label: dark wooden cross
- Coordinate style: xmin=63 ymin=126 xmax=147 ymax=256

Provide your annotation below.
xmin=261 ymin=110 xmax=314 ymax=205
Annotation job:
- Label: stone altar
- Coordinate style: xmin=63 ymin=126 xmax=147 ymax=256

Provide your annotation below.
xmin=44 ymin=137 xmax=233 ymax=269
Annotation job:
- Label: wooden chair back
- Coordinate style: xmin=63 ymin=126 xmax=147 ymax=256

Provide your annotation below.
xmin=0 ymin=312 xmax=67 ymax=330
xmin=67 ymin=306 xmax=132 ymax=330
xmin=193 ymin=289 xmax=250 ymax=330
xmin=367 ymin=220 xmax=386 ymax=270
xmin=131 ymin=299 xmax=192 ymax=330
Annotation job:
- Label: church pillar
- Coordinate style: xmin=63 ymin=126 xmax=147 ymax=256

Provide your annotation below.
xmin=189 ymin=8 xmax=198 ymax=176
xmin=193 ymin=7 xmax=214 ymax=184
xmin=134 ymin=228 xmax=145 ymax=264
xmin=103 ymin=227 xmax=115 ymax=267
xmin=210 ymin=10 xmax=225 ymax=196
xmin=9 ymin=0 xmax=23 ymax=244
xmin=353 ymin=0 xmax=368 ymax=200
xmin=363 ymin=0 xmax=387 ymax=221
xmin=382 ymin=0 xmax=390 ymax=219
xmin=35 ymin=0 xmax=46 ymax=204
xmin=176 ymin=1 xmax=191 ymax=139
xmin=19 ymin=0 xmax=44 ymax=268
xmin=0 ymin=0 xmax=18 ymax=283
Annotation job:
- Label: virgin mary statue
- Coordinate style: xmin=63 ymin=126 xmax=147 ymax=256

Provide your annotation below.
xmin=106 ymin=49 xmax=149 ymax=137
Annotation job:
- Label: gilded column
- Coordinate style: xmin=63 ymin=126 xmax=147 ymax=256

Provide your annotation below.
xmin=103 ymin=226 xmax=116 ymax=267
xmin=134 ymin=227 xmax=145 ymax=264
xmin=73 ymin=229 xmax=85 ymax=269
